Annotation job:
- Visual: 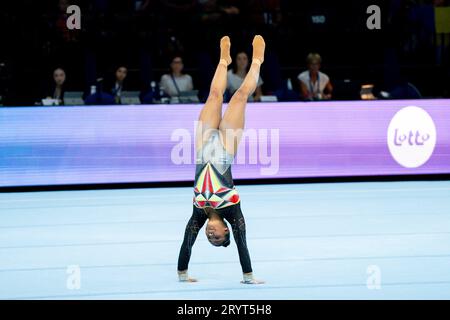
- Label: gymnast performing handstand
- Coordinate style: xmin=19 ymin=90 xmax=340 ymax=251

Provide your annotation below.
xmin=177 ymin=35 xmax=265 ymax=284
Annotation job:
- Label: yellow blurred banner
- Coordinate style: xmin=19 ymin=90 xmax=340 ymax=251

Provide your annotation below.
xmin=435 ymin=7 xmax=450 ymax=34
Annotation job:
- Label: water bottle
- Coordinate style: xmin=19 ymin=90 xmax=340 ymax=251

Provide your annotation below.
xmin=90 ymin=85 xmax=96 ymax=95
xmin=159 ymin=86 xmax=168 ymax=103
xmin=150 ymin=81 xmax=156 ymax=99
xmin=287 ymin=78 xmax=293 ymax=91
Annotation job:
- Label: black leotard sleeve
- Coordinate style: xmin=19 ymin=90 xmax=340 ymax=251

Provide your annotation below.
xmin=177 ymin=207 xmax=207 ymax=272
xmin=223 ymin=203 xmax=253 ymax=274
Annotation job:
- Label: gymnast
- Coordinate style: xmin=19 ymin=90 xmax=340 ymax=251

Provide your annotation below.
xmin=177 ymin=35 xmax=265 ymax=284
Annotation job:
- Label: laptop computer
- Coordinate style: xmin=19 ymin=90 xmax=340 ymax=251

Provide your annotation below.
xmin=178 ymin=90 xmax=200 ymax=104
xmin=260 ymin=95 xmax=278 ymax=102
xmin=64 ymin=91 xmax=85 ymax=106
xmin=120 ymin=91 xmax=141 ymax=105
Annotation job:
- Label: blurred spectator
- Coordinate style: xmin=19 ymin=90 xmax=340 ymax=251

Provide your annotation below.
xmin=227 ymin=51 xmax=264 ymax=102
xmin=109 ymin=66 xmax=128 ymax=104
xmin=298 ymin=53 xmax=333 ymax=100
xmin=45 ymin=68 xmax=67 ymax=105
xmin=159 ymin=56 xmax=194 ymax=97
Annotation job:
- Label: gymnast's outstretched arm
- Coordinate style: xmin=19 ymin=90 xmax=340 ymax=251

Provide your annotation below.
xmin=223 ymin=205 xmax=264 ymax=284
xmin=177 ymin=208 xmax=207 ymax=282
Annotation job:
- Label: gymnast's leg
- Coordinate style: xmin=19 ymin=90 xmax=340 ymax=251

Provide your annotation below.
xmin=218 ymin=35 xmax=266 ymax=284
xmin=219 ymin=35 xmax=265 ymax=155
xmin=196 ymin=36 xmax=232 ymax=151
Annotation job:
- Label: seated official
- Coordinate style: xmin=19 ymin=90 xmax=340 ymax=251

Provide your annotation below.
xmin=298 ymin=53 xmax=333 ymax=100
xmin=159 ymin=56 xmax=194 ymax=98
xmin=109 ymin=65 xmax=128 ymax=104
xmin=43 ymin=67 xmax=66 ymax=105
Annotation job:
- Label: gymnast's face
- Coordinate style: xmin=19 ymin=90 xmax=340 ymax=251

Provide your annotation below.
xmin=205 ymin=219 xmax=229 ymax=247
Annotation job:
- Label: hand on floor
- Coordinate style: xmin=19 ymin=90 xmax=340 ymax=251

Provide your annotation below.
xmin=178 ymin=270 xmax=198 ymax=283
xmin=180 ymin=277 xmax=198 ymax=283
xmin=241 ymin=272 xmax=265 ymax=284
xmin=241 ymin=278 xmax=265 ymax=284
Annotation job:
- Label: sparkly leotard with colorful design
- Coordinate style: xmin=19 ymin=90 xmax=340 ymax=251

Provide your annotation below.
xmin=193 ymin=131 xmax=240 ymax=209
xmin=193 ymin=163 xmax=240 ymax=209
